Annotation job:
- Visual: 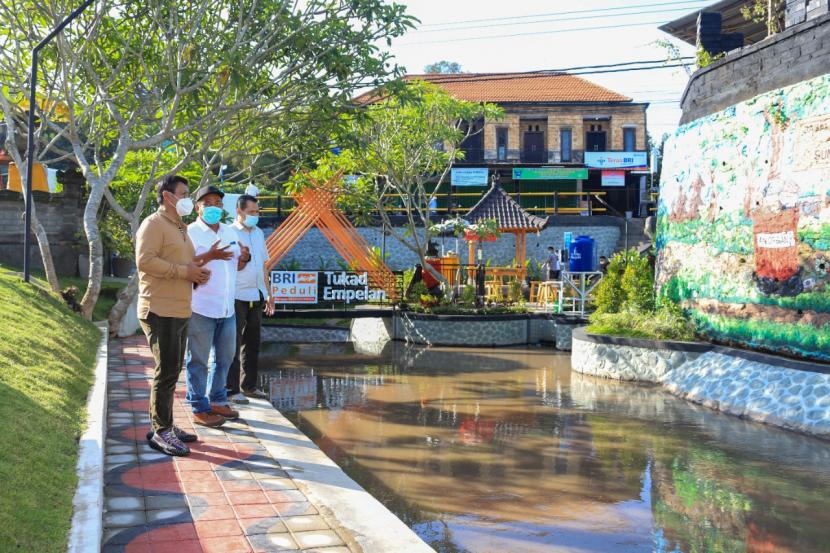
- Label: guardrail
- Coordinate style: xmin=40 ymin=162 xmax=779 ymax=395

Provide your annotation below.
xmin=257 ymin=191 xmax=611 ymax=218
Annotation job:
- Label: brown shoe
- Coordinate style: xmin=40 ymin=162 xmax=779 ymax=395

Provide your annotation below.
xmin=193 ymin=412 xmax=225 ymax=428
xmin=211 ymin=404 xmax=239 ymax=420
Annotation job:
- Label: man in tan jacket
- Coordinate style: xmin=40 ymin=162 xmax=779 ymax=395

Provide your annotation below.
xmin=135 ymin=174 xmax=227 ymax=456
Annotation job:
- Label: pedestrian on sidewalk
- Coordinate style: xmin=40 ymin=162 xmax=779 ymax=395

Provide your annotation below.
xmin=136 ymin=175 xmax=212 ymax=456
xmin=227 ymin=194 xmax=275 ymax=405
xmin=185 ymin=185 xmax=251 ymax=428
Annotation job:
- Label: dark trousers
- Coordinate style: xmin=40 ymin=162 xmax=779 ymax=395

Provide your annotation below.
xmin=139 ymin=312 xmax=189 ymax=432
xmin=227 ymin=298 xmax=263 ymax=394
xmin=549 ymin=269 xmax=561 ymax=280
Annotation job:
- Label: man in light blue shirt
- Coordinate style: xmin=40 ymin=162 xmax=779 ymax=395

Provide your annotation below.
xmin=228 ymin=194 xmax=274 ymax=404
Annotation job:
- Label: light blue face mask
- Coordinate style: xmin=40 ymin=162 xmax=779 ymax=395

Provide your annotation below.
xmin=201 ymin=206 xmax=223 ymax=225
xmin=242 ymin=215 xmax=259 ymax=228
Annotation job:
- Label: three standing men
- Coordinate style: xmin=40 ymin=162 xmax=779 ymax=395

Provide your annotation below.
xmin=136 ymin=177 xmax=272 ymax=456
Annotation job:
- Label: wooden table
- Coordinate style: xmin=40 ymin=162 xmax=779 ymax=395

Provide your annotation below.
xmin=533 ymin=280 xmax=563 ymax=312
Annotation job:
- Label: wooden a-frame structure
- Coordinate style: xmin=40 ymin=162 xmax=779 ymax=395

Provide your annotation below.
xmin=264 ymin=175 xmax=398 ymax=300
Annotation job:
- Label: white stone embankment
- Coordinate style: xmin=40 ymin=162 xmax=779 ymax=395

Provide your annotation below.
xmin=571 ymin=328 xmax=830 ymax=439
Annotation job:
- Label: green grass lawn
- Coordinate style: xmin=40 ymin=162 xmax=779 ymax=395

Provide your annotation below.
xmin=0 ymin=263 xmax=124 ymax=321
xmin=0 ymin=268 xmax=101 ymax=552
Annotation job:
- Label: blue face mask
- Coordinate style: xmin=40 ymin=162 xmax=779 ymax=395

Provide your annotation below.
xmin=201 ymin=206 xmax=223 ymax=225
xmin=242 ymin=215 xmax=259 ymax=228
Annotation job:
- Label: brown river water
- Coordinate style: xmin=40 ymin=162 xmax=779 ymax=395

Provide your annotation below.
xmin=260 ymin=342 xmax=830 ymax=553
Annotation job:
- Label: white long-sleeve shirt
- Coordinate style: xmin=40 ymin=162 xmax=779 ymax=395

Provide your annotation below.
xmin=233 ymin=220 xmax=269 ymax=302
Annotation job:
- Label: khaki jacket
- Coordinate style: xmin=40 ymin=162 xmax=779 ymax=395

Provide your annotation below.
xmin=136 ymin=207 xmax=196 ymax=319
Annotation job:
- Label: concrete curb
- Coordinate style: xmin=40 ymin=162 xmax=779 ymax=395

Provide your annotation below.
xmin=242 ymin=397 xmax=434 ymax=553
xmin=67 ymin=322 xmax=108 ymax=553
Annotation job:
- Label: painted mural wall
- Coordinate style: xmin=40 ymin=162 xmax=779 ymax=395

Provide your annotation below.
xmin=657 ymin=74 xmax=830 ymax=361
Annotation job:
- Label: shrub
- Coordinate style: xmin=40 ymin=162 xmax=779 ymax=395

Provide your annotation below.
xmin=594 ymin=249 xmax=638 ymax=314
xmin=407 ymin=280 xmax=429 ymax=303
xmin=587 ymin=305 xmax=697 ymax=341
xmin=621 ymin=254 xmax=655 ymax=312
xmin=459 ymin=284 xmax=476 ymax=306
xmin=589 ymin=249 xmax=696 ymax=341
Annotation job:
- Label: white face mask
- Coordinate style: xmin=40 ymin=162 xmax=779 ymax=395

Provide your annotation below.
xmin=175 ymin=197 xmax=194 ymax=217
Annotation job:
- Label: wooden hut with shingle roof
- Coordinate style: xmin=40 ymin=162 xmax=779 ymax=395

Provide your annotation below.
xmin=464 ymin=184 xmax=547 ymax=277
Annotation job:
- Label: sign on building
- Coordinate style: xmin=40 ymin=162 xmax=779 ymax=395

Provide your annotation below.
xmin=512 ymin=167 xmax=589 ymax=180
xmin=601 ymin=170 xmax=626 ymax=187
xmin=451 ymin=168 xmax=489 ymax=186
xmin=584 ymin=151 xmax=648 ymax=169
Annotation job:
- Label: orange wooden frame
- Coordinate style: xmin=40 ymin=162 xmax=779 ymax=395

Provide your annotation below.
xmin=264 ymin=175 xmax=398 ymax=300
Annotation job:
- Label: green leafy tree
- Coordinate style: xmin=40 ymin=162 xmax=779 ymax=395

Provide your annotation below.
xmin=289 ymin=81 xmax=502 ymax=284
xmin=0 ymin=0 xmax=414 ymax=319
xmin=100 ymin=151 xmax=204 ymax=258
xmin=423 ymin=61 xmax=462 ymax=74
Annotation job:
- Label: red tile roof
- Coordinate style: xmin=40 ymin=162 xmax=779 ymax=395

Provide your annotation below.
xmin=355 ymin=73 xmax=633 ymax=104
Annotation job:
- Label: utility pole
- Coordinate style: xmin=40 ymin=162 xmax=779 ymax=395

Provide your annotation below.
xmin=23 ymin=0 xmax=95 ymax=282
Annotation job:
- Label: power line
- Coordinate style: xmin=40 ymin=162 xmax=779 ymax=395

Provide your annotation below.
xmin=404 ymin=60 xmax=693 ymax=88
xmin=418 ymin=58 xmax=692 ymax=83
xmin=418 ymin=0 xmax=710 ymax=29
xmin=564 ymin=63 xmax=692 ymax=77
xmin=413 ymin=5 xmax=707 ymax=34
xmin=398 ymin=19 xmax=689 ymax=46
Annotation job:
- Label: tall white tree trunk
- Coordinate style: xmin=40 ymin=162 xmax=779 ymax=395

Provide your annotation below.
xmin=30 ymin=211 xmax=61 ymax=292
xmin=80 ymin=184 xmax=106 ymax=319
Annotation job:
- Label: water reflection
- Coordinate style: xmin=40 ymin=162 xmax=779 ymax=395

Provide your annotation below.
xmin=262 ymin=344 xmax=830 ymax=553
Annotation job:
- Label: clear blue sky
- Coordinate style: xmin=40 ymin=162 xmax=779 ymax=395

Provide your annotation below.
xmin=387 ymin=0 xmax=713 ymax=141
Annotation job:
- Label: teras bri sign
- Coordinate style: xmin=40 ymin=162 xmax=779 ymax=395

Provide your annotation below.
xmin=512 ymin=167 xmax=589 ymax=180
xmin=270 ymin=271 xmax=387 ymax=305
xmin=584 ymin=151 xmax=648 ymax=169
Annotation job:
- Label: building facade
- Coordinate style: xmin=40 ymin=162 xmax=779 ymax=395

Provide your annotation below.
xmin=381 ymin=73 xmax=650 ymax=218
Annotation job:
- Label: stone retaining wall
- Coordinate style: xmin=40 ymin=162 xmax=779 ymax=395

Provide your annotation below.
xmin=393 ymin=314 xmax=529 ymax=347
xmin=348 ymin=314 xmax=581 ymax=348
xmin=679 ymin=13 xmax=830 ymax=123
xmin=261 ymin=325 xmax=350 ymax=343
xmin=263 ymin=224 xmax=620 ymax=272
xmin=664 ymin=353 xmax=830 ymax=437
xmin=572 ymin=334 xmax=705 ymax=383
xmin=571 ymin=329 xmax=830 ymax=438
xmin=0 ymin=179 xmax=85 ymax=275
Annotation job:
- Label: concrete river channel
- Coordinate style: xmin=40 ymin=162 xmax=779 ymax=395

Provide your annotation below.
xmin=259 ymin=341 xmax=830 ymax=553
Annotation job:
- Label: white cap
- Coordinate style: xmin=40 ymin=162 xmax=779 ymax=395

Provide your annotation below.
xmin=245 ymin=184 xmax=259 ymax=197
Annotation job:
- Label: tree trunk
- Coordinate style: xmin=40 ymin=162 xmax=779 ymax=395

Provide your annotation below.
xmin=31 ymin=212 xmax=61 ymax=292
xmin=80 ymin=187 xmax=106 ymax=320
xmin=107 ymin=272 xmax=138 ymax=335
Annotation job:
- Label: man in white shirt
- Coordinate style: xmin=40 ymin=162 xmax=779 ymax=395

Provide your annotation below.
xmin=227 ymin=194 xmax=275 ymax=404
xmin=546 ymin=246 xmax=562 ymax=281
xmin=185 ymin=185 xmax=251 ymax=427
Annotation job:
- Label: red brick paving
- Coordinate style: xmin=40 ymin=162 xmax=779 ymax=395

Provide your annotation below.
xmin=103 ymin=336 xmax=352 ymax=553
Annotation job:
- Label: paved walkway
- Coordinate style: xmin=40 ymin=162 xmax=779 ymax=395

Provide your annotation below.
xmin=103 ymin=335 xmax=357 ymax=553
